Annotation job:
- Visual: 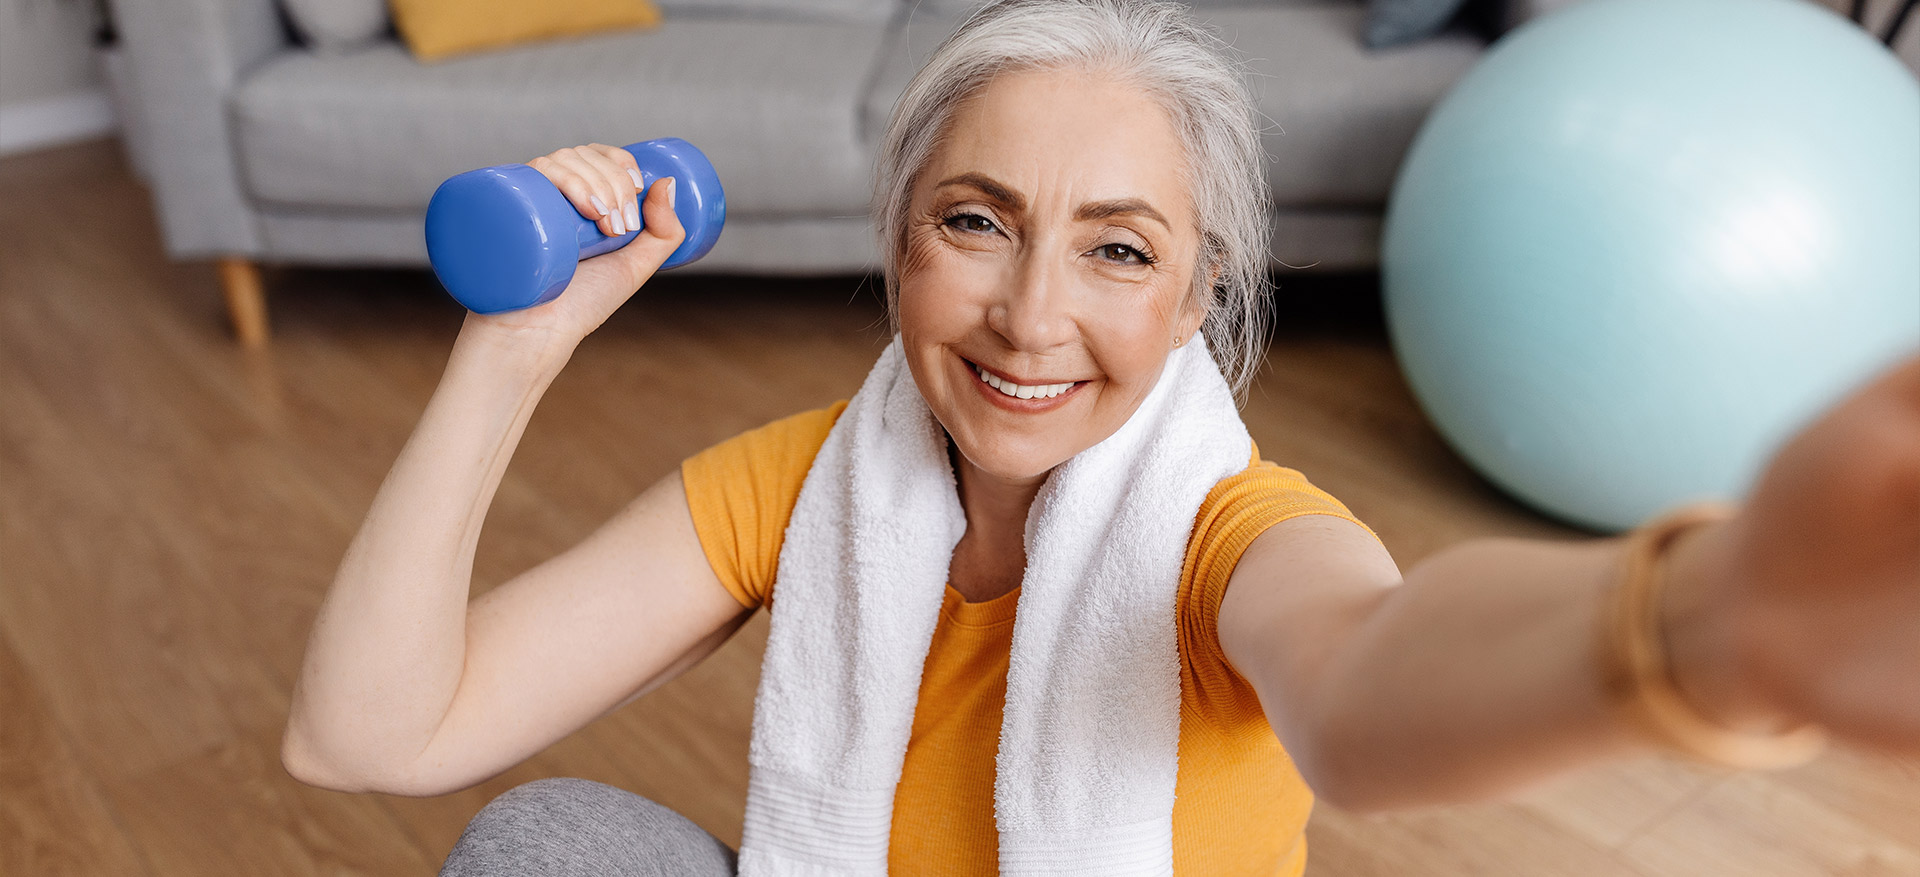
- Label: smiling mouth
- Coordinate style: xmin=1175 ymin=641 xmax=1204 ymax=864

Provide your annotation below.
xmin=969 ymin=361 xmax=1079 ymax=400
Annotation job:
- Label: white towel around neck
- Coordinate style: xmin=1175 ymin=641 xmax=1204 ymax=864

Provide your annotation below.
xmin=738 ymin=336 xmax=1251 ymax=877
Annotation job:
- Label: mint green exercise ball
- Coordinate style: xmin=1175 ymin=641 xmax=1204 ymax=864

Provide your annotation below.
xmin=1382 ymin=0 xmax=1920 ymax=532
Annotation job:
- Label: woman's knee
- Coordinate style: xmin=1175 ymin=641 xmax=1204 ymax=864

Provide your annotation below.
xmin=440 ymin=778 xmax=736 ymax=876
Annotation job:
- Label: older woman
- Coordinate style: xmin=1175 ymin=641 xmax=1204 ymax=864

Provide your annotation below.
xmin=282 ymin=0 xmax=1920 ymax=874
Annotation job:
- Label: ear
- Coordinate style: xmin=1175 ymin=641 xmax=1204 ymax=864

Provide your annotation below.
xmin=1175 ymin=266 xmax=1219 ymax=346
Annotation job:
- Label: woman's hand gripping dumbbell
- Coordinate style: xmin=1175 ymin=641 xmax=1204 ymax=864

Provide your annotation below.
xmin=425 ymin=139 xmax=725 ymax=348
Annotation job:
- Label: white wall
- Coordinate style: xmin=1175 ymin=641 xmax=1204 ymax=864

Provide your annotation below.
xmin=0 ymin=0 xmax=115 ymax=155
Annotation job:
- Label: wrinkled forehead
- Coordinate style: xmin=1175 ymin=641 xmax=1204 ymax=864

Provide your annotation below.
xmin=917 ymin=67 xmax=1198 ymax=229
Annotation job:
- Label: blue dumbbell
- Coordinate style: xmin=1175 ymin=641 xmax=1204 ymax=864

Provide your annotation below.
xmin=424 ymin=138 xmax=726 ymax=314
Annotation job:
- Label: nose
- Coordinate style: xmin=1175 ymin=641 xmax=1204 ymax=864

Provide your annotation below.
xmin=987 ymin=249 xmax=1076 ymax=352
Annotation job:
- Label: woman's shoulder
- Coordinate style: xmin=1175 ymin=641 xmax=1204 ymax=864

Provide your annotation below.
xmin=689 ymin=402 xmax=849 ymax=472
xmin=1198 ymin=455 xmax=1368 ymax=533
xmin=680 ymin=402 xmax=849 ymax=608
xmin=1177 ymin=454 xmax=1376 ymax=724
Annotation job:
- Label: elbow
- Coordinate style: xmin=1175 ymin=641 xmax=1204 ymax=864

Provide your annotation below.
xmin=280 ymin=721 xmax=428 ymax=795
xmin=280 ymin=723 xmax=470 ymax=797
xmin=280 ymin=724 xmax=368 ymax=793
xmin=277 ymin=723 xmax=410 ymax=795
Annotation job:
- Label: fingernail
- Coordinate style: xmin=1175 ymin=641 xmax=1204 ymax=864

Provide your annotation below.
xmin=624 ymin=200 xmax=639 ymax=230
xmin=667 ymin=177 xmax=677 ymax=210
xmin=590 ymin=194 xmax=609 ymax=217
xmin=610 ymin=212 xmax=626 ymax=235
xmin=628 ymin=168 xmax=644 ymax=189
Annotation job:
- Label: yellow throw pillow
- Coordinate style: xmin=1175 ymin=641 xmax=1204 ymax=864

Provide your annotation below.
xmin=390 ymin=0 xmax=663 ymax=62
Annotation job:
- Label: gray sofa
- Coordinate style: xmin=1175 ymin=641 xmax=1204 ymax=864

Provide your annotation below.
xmin=107 ymin=0 xmax=1487 ymax=341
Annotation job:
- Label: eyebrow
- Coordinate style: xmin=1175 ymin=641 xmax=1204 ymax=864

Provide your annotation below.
xmin=1074 ymin=197 xmax=1169 ymax=229
xmin=937 ymin=173 xmax=1026 ymax=212
xmin=934 ymin=172 xmax=1170 ymax=230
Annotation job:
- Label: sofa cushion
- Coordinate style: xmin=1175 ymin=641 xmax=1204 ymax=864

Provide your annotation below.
xmin=915 ymin=0 xmax=1356 ymax=15
xmin=656 ymin=0 xmax=895 ymax=23
xmin=389 ymin=0 xmax=664 ymax=62
xmin=280 ymin=0 xmax=390 ymax=53
xmin=232 ymin=18 xmax=889 ymax=216
xmin=1212 ymin=5 xmax=1482 ymax=207
xmin=862 ymin=3 xmax=1480 ymax=210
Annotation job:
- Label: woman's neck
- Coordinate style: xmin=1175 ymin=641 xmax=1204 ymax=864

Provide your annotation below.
xmin=947 ymin=446 xmax=1048 ymax=603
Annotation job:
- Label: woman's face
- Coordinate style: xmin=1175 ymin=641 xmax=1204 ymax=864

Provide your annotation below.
xmin=898 ymin=67 xmax=1207 ymax=483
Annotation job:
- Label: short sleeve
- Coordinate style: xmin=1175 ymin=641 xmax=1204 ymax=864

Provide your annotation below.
xmin=680 ymin=402 xmax=847 ymax=609
xmin=1177 ymin=457 xmax=1378 ymax=728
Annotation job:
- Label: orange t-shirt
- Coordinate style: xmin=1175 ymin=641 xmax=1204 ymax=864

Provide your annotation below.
xmin=681 ymin=402 xmax=1372 ymax=876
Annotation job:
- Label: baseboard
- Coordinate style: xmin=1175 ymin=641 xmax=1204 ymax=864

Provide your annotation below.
xmin=0 ymin=90 xmax=118 ymax=158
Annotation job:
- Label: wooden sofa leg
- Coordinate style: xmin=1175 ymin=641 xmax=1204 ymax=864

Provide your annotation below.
xmin=219 ymin=257 xmax=269 ymax=346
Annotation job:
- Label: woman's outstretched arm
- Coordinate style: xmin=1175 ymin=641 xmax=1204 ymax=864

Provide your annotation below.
xmin=1220 ymin=353 xmax=1920 ymax=811
xmin=283 ymin=147 xmax=747 ymax=797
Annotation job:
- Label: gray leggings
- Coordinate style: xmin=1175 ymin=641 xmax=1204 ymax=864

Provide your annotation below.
xmin=440 ymin=778 xmax=737 ymax=876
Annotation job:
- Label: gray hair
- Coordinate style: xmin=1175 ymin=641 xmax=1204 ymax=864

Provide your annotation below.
xmin=874 ymin=0 xmax=1271 ymax=398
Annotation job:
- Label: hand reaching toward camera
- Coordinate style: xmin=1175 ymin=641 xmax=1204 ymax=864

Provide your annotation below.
xmin=1668 ymin=353 xmax=1920 ymax=752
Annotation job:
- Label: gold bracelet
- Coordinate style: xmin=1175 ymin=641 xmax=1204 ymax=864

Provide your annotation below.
xmin=1602 ymin=503 xmax=1828 ymax=770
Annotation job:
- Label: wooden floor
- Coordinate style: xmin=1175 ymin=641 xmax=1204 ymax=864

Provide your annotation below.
xmin=3 ymin=139 xmax=1916 ymax=876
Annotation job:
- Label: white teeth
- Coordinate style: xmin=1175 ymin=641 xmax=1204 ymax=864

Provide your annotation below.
xmin=974 ymin=364 xmax=1073 ymax=400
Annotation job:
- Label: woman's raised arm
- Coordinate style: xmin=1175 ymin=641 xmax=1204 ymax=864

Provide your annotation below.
xmin=282 ymin=146 xmax=749 ymax=797
xmin=1221 ymin=353 xmax=1920 ymax=811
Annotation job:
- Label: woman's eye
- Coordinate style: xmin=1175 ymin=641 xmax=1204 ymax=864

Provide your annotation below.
xmin=1095 ymin=243 xmax=1149 ymax=264
xmin=945 ymin=213 xmax=997 ymax=234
